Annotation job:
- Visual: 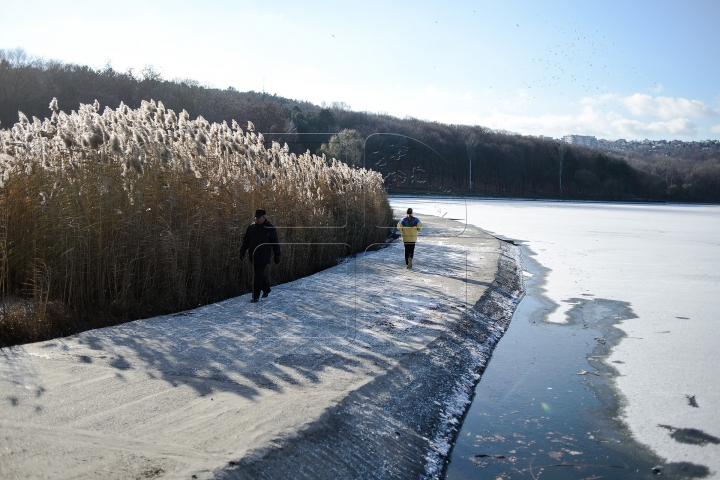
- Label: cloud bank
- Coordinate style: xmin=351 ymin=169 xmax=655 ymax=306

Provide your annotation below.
xmin=441 ymin=93 xmax=719 ymax=140
xmin=620 ymin=94 xmax=718 ymax=119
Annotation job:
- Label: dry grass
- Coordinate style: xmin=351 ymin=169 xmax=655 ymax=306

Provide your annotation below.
xmin=0 ymin=99 xmax=392 ymax=347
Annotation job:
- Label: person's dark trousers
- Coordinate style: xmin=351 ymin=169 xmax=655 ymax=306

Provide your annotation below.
xmin=404 ymin=242 xmax=416 ymax=265
xmin=253 ymin=263 xmax=270 ymax=300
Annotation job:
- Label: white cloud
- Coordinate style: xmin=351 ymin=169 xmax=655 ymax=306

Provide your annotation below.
xmin=436 ymin=102 xmax=705 ymax=140
xmin=621 ymin=94 xmax=718 ymax=119
xmin=653 ymin=84 xmax=664 ymax=93
xmin=611 ymin=117 xmax=698 ymax=138
xmin=425 ymin=90 xmax=719 ymax=140
xmin=461 ymin=105 xmax=613 ymax=138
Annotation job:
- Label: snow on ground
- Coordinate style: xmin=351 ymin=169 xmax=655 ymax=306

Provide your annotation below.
xmin=0 ymin=213 xmax=521 ymax=479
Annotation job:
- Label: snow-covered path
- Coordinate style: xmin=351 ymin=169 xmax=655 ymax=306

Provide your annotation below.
xmin=0 ymin=214 xmax=522 ymax=479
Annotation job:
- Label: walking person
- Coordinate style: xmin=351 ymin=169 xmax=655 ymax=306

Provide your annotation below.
xmin=397 ymin=208 xmax=422 ymax=269
xmin=240 ymin=209 xmax=281 ymax=303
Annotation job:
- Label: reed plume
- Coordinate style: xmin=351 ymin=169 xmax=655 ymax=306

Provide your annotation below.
xmin=0 ymin=99 xmax=392 ymax=346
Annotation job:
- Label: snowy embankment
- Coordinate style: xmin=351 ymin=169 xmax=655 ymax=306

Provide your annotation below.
xmin=0 ymin=215 xmax=523 ymax=479
xmin=420 ymin=241 xmax=524 ymax=479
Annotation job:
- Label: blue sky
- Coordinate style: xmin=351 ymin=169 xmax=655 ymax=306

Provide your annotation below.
xmin=2 ymin=0 xmax=719 ymax=140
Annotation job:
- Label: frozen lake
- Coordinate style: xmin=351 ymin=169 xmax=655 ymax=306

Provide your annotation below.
xmin=390 ymin=196 xmax=720 ymax=477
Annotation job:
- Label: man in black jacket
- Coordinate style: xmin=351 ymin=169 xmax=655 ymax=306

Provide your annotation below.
xmin=239 ymin=209 xmax=281 ymax=303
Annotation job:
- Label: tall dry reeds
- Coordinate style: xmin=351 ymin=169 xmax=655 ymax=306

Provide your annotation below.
xmin=0 ymin=99 xmax=392 ymax=346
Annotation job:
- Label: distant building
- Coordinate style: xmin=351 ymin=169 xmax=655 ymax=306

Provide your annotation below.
xmin=563 ymin=134 xmax=597 ymax=148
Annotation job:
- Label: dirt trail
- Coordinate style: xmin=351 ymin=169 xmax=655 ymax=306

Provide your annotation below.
xmin=0 ymin=214 xmax=523 ymax=479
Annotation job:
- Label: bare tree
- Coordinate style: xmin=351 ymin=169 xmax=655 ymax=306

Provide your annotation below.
xmin=460 ymin=126 xmax=489 ymax=191
xmin=465 ymin=133 xmax=479 ymax=190
xmin=556 ymin=142 xmax=568 ymax=199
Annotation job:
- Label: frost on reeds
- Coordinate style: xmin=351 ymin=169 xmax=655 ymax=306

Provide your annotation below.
xmin=0 ymin=99 xmax=392 ymax=346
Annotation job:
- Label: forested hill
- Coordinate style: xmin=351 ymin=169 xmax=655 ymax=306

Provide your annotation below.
xmin=2 ymin=49 xmax=719 ymax=202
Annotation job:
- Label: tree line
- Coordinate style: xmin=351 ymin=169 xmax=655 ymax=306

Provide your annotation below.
xmin=2 ymin=48 xmax=718 ymax=203
xmin=599 ymin=144 xmax=720 ymax=203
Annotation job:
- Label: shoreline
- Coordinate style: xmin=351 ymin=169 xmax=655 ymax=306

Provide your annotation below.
xmin=217 ymin=227 xmax=525 ymax=479
xmin=390 ymin=192 xmax=720 ymax=207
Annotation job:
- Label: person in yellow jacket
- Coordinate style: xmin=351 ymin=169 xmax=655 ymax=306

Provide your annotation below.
xmin=397 ymin=208 xmax=422 ymax=269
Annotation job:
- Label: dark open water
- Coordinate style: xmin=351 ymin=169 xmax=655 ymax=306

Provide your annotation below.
xmin=444 ymin=244 xmax=709 ymax=479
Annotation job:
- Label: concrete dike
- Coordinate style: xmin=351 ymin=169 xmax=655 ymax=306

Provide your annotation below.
xmin=0 ymin=214 xmax=523 ymax=479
